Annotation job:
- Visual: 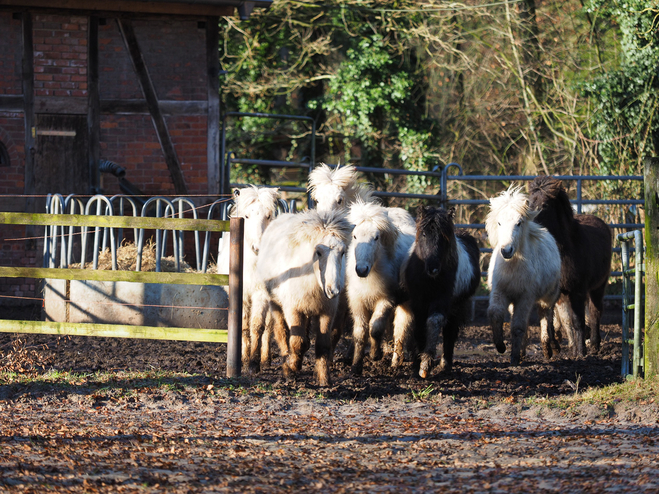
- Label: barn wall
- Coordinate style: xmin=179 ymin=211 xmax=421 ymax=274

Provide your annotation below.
xmin=0 ymin=11 xmax=216 ymax=305
xmin=0 ymin=12 xmax=37 ymax=305
xmin=97 ymin=18 xmax=209 ymax=197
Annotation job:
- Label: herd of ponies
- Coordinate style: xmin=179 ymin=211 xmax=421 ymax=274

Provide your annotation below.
xmin=218 ymin=165 xmax=612 ymax=386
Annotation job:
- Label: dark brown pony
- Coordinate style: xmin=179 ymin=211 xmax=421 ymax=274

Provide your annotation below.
xmin=402 ymin=206 xmax=480 ymax=378
xmin=528 ymin=176 xmax=612 ymax=356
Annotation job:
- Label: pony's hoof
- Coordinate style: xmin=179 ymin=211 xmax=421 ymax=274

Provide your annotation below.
xmin=437 ymin=357 xmax=452 ymax=374
xmin=391 ymin=353 xmax=402 ymax=369
xmin=419 ymin=358 xmax=432 ymax=379
xmin=351 ymin=361 xmax=363 ymax=376
xmin=282 ymin=361 xmax=296 ymax=380
xmin=495 ymin=342 xmax=506 ymax=354
xmin=542 ymin=343 xmax=553 ymax=360
xmin=248 ymin=361 xmax=260 ymax=375
xmin=370 ymin=345 xmax=383 ymax=361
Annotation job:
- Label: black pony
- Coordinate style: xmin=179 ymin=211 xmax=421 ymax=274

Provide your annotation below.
xmin=528 ymin=176 xmax=612 ymax=356
xmin=402 ymin=206 xmax=480 ymax=378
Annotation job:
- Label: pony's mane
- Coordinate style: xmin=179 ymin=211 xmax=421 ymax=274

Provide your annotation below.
xmin=232 ymin=185 xmax=279 ymax=217
xmin=291 ymin=209 xmax=352 ymax=247
xmin=348 ymin=199 xmax=398 ymax=248
xmin=529 ymin=176 xmax=574 ymax=221
xmin=485 ymin=186 xmax=531 ymax=247
xmin=416 ymin=206 xmax=455 ymax=243
xmin=308 ymin=163 xmax=373 ymax=204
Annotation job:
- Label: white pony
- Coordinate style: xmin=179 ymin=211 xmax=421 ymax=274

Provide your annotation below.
xmin=486 ymin=186 xmax=561 ymax=365
xmin=249 ymin=209 xmax=352 ymax=386
xmin=346 ymin=200 xmax=415 ymax=374
xmin=308 ymin=163 xmax=373 ymax=211
xmin=216 ymin=186 xmax=281 ymax=365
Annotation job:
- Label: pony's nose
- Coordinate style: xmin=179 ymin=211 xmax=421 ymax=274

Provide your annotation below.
xmin=426 ymin=267 xmax=439 ymax=278
xmin=325 ymin=286 xmax=341 ymax=299
xmin=356 ymin=264 xmax=370 ymax=278
xmin=501 ymin=245 xmax=514 ymax=259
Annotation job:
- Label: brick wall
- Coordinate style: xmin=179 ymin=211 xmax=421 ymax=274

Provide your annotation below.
xmin=33 ymin=14 xmax=88 ymax=97
xmin=0 ymin=13 xmax=213 ymax=304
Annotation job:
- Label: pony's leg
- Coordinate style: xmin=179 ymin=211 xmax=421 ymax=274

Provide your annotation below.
xmin=568 ymin=291 xmax=588 ymax=357
xmin=439 ymin=316 xmax=460 ymax=374
xmin=586 ymin=283 xmax=606 ymax=353
xmin=555 ymin=295 xmax=575 ymax=350
xmin=538 ymin=302 xmax=555 ymax=360
xmin=392 ymin=301 xmax=414 ymax=368
xmin=269 ymin=304 xmax=289 ymax=360
xmin=314 ymin=312 xmax=335 ymax=387
xmin=487 ymin=291 xmax=508 ymax=354
xmin=282 ymin=310 xmax=308 ymax=378
xmin=260 ymin=311 xmax=272 ymax=367
xmin=509 ymin=299 xmax=534 ymax=366
xmin=369 ymin=300 xmax=394 ymax=362
xmin=241 ymin=297 xmax=251 ymax=366
xmin=247 ymin=289 xmax=270 ymax=374
xmin=331 ymin=294 xmax=349 ymax=353
xmin=351 ymin=306 xmax=371 ymax=376
xmin=419 ymin=304 xmax=448 ymax=379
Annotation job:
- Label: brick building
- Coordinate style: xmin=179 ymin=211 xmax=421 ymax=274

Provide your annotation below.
xmin=0 ymin=0 xmax=271 ymax=304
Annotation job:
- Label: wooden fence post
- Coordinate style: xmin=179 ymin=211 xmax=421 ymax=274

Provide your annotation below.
xmin=226 ymin=217 xmax=244 ymax=378
xmin=644 ymin=157 xmax=659 ymax=377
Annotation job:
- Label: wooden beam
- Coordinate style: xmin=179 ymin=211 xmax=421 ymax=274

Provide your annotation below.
xmin=0 ymin=320 xmax=228 ymax=343
xmin=21 ymin=12 xmax=36 ymax=238
xmin=0 ymin=95 xmax=24 ymax=112
xmin=0 ymin=266 xmax=229 ymax=286
xmin=117 ymin=18 xmax=188 ymax=195
xmin=645 ymin=157 xmax=659 ymax=377
xmin=88 ymin=15 xmax=101 ymax=194
xmin=206 ymin=16 xmax=221 ymax=196
xmin=100 ymin=99 xmax=208 ymax=115
xmin=0 ymin=211 xmax=231 ymax=232
xmin=0 ymin=0 xmax=235 ymax=17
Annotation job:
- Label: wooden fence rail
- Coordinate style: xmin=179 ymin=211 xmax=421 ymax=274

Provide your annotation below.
xmin=0 ymin=212 xmax=244 ymax=377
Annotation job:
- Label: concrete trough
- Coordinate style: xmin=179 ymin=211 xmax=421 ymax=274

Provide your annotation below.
xmin=44 ymin=279 xmax=228 ymax=329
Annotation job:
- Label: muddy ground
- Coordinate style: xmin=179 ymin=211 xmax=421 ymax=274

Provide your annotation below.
xmin=0 ymin=303 xmax=658 ymax=492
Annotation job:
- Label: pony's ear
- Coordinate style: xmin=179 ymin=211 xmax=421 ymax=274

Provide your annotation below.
xmin=233 ymin=188 xmax=241 ymax=198
xmin=528 ymin=209 xmax=540 ymax=221
xmin=448 ymin=207 xmax=456 ymax=220
xmin=416 ymin=205 xmax=428 ymax=217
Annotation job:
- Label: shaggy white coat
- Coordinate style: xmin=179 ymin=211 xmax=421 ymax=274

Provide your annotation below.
xmin=249 ymin=209 xmax=351 ymax=385
xmin=486 ymin=186 xmax=562 ymax=364
xmin=308 ymin=163 xmax=373 ymax=211
xmin=345 ymin=200 xmax=415 ymax=372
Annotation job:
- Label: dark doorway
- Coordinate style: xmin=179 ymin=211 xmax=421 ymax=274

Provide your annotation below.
xmin=34 ymin=114 xmax=90 ymax=199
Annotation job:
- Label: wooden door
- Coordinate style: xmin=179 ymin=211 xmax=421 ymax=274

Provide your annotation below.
xmin=33 ymin=114 xmax=90 ymax=197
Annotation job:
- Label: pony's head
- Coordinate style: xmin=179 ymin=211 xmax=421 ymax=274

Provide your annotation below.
xmin=414 ymin=205 xmax=457 ymax=278
xmin=308 ymin=163 xmax=372 ymax=212
xmin=347 ymin=200 xmax=398 ymax=278
xmin=295 ymin=209 xmax=351 ymax=299
xmin=528 ymin=176 xmax=575 ymax=234
xmin=232 ymin=186 xmax=280 ymax=255
xmin=486 ymin=186 xmax=538 ymax=260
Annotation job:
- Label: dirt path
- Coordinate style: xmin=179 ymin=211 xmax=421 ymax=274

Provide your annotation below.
xmin=1 ymin=307 xmax=658 ymax=492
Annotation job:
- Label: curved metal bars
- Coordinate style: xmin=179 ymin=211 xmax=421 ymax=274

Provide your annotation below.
xmin=137 ymin=196 xmax=177 ymax=272
xmin=81 ymin=195 xmax=116 ymax=270
xmin=163 ymin=198 xmax=202 ymax=272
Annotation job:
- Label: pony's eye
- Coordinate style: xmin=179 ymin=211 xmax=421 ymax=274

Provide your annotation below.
xmin=516 ymin=220 xmax=522 ymax=226
xmin=353 ymin=234 xmax=357 ymax=240
xmin=374 ymin=233 xmax=380 ymax=241
xmin=337 ymin=198 xmax=343 ymax=205
xmin=245 ymin=214 xmax=250 ymax=219
xmin=316 ymin=248 xmax=323 ymax=258
xmin=266 ymin=214 xmax=271 ymax=220
xmin=497 ymin=222 xmax=501 ymax=226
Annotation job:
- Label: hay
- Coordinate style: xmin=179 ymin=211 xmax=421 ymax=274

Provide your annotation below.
xmin=70 ymin=239 xmax=195 ymax=272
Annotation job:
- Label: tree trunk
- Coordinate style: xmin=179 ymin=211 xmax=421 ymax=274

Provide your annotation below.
xmin=644 ymin=157 xmax=659 ymax=377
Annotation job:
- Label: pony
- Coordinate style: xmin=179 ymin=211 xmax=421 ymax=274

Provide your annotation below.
xmin=249 ymin=209 xmax=352 ymax=386
xmin=216 ymin=186 xmax=283 ymax=366
xmin=486 ymin=186 xmax=562 ymax=365
xmin=528 ymin=176 xmax=612 ymax=356
xmin=402 ymin=206 xmax=480 ymax=378
xmin=345 ymin=200 xmax=416 ymax=374
xmin=308 ymin=163 xmax=373 ymax=212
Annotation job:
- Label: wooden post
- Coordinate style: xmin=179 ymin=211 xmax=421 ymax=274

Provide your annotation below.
xmin=226 ymin=216 xmax=244 ymax=377
xmin=88 ymin=16 xmax=101 ymax=194
xmin=644 ymin=157 xmax=659 ymax=377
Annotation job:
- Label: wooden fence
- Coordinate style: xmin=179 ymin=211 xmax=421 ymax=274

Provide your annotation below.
xmin=0 ymin=212 xmax=244 ymax=377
